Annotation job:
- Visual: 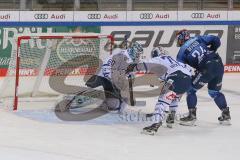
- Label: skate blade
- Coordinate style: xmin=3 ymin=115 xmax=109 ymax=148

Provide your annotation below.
xmin=166 ymin=123 xmax=174 ymax=128
xmin=219 ymin=120 xmax=231 ymax=126
xmin=179 ymin=120 xmax=197 ymax=126
xmin=141 ymin=130 xmax=156 ymax=136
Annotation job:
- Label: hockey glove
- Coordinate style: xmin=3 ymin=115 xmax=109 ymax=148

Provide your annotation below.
xmin=125 ymin=63 xmax=138 ymax=74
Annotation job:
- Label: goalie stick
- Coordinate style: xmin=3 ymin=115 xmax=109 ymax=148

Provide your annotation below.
xmin=56 ymin=88 xmax=99 ymax=112
xmin=127 ymin=49 xmax=135 ymax=106
xmin=120 ymin=33 xmax=135 ymax=106
xmin=128 ymin=75 xmax=135 ymax=106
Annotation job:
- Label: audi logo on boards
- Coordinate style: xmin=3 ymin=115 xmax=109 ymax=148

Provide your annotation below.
xmin=191 ymin=13 xmax=204 ymax=19
xmin=34 ymin=14 xmax=48 ymax=19
xmin=87 ymin=14 xmax=101 ymax=19
xmin=139 ymin=13 xmax=153 ymax=19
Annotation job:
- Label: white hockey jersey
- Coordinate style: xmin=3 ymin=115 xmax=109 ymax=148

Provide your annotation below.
xmin=144 ymin=55 xmax=192 ymax=80
xmin=98 ymin=49 xmax=133 ymax=80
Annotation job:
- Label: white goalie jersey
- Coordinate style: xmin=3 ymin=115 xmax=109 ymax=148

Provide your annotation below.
xmin=98 ymin=49 xmax=133 ymax=79
xmin=97 ymin=49 xmax=133 ymax=89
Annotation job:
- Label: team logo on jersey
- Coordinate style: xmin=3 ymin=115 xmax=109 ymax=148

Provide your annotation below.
xmin=166 ymin=92 xmax=176 ymax=101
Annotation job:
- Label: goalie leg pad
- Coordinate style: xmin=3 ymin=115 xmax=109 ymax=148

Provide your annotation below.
xmin=85 ymin=75 xmax=103 ymax=88
xmin=86 ymin=75 xmax=121 ymax=99
xmin=100 ymin=98 xmax=122 ymax=112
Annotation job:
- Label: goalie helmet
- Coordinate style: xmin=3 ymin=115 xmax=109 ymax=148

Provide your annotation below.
xmin=128 ymin=42 xmax=143 ymax=62
xmin=151 ymin=46 xmax=168 ymax=58
xmin=176 ymin=29 xmax=190 ymax=47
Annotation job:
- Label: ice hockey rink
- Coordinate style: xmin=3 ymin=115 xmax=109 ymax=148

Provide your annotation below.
xmin=0 ymin=73 xmax=239 ymax=160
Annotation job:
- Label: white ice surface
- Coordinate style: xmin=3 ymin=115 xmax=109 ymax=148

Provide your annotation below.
xmin=0 ymin=73 xmax=239 ymax=160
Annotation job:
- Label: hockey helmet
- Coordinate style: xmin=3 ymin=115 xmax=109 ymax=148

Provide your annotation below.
xmin=151 ymin=46 xmax=168 ymax=58
xmin=176 ymin=29 xmax=190 ymax=47
xmin=128 ymin=42 xmax=143 ymax=62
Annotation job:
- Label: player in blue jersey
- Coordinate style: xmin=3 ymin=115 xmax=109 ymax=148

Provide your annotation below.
xmin=176 ymin=29 xmax=231 ymax=125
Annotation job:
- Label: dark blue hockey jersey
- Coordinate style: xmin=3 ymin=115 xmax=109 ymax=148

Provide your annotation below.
xmin=176 ymin=35 xmax=221 ymax=70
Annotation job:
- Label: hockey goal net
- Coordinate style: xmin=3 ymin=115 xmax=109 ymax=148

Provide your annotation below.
xmin=0 ymin=33 xmax=113 ymax=110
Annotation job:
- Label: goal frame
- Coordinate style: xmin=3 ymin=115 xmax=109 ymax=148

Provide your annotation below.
xmin=13 ymin=33 xmax=114 ymax=110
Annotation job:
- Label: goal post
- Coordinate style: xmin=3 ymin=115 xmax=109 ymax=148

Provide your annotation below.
xmin=0 ymin=33 xmax=114 ymax=110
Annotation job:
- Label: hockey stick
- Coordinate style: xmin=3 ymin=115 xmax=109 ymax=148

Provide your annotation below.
xmin=128 ymin=75 xmax=135 ymax=106
xmin=57 ymin=89 xmax=98 ymax=112
xmin=55 ymin=90 xmax=88 ymax=112
xmin=122 ymin=34 xmax=135 ymax=106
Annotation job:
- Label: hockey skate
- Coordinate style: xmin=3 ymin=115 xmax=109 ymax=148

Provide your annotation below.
xmin=145 ymin=113 xmax=154 ymax=117
xmin=218 ymin=107 xmax=231 ymax=125
xmin=145 ymin=110 xmax=169 ymax=118
xmin=166 ymin=111 xmax=176 ymax=128
xmin=179 ymin=108 xmax=197 ymax=126
xmin=141 ymin=122 xmax=162 ymax=135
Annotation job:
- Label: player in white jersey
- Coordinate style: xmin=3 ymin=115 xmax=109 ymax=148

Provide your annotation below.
xmin=126 ymin=46 xmax=192 ymax=135
xmin=85 ymin=42 xmax=143 ymax=112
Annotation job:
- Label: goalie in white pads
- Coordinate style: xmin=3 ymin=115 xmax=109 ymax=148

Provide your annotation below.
xmin=85 ymin=42 xmax=143 ymax=112
xmin=126 ymin=46 xmax=192 ymax=135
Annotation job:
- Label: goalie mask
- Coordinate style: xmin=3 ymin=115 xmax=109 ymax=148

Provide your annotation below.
xmin=176 ymin=29 xmax=190 ymax=47
xmin=128 ymin=42 xmax=143 ymax=62
xmin=151 ymin=46 xmax=168 ymax=58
